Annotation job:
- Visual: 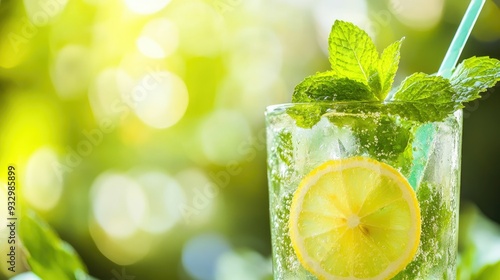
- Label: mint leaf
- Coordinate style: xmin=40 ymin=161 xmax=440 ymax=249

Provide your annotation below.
xmin=389 ymin=57 xmax=500 ymax=123
xmin=268 ymin=131 xmax=295 ymax=194
xmin=450 ymin=56 xmax=500 ymax=103
xmin=322 ymin=106 xmax=414 ymax=167
xmin=292 ymin=71 xmax=376 ymax=103
xmin=289 ymin=20 xmax=499 ymax=128
xmin=352 ymin=115 xmax=412 ymax=162
xmin=392 ymin=73 xmax=456 ymax=103
xmin=293 ymin=21 xmax=405 ymax=106
xmin=328 ymin=20 xmax=379 ymax=89
xmin=378 ymin=38 xmax=404 ymax=100
xmin=276 ymin=131 xmax=293 ymax=166
xmin=286 ymin=105 xmax=324 ymax=128
xmin=327 ymin=21 xmax=402 ymax=100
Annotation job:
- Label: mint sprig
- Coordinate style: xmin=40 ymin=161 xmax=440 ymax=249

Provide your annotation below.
xmin=291 ymin=20 xmax=500 ymax=126
xmin=289 ymin=19 xmax=499 ymax=178
xmin=292 ymin=20 xmax=403 ymax=106
xmin=327 ymin=22 xmax=403 ymax=100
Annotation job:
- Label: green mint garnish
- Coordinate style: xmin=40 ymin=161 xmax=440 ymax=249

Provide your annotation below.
xmin=353 ymin=115 xmax=412 ymax=162
xmin=276 ymin=131 xmax=293 ymax=167
xmin=288 ymin=19 xmax=499 ymax=184
xmin=291 ymin=20 xmax=500 ymax=125
xmin=392 ymin=73 xmax=456 ymax=104
xmin=283 ymin=20 xmax=498 ymax=279
xmin=450 ymin=56 xmax=500 ymax=103
xmin=292 ymin=72 xmax=375 ymax=103
xmin=327 ymin=21 xmax=403 ymax=100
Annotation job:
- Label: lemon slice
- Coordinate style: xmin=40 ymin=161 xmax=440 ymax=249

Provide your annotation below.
xmin=289 ymin=157 xmax=421 ymax=280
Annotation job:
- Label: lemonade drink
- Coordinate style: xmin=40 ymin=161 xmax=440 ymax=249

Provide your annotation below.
xmin=266 ymin=102 xmax=462 ymax=279
xmin=265 ymin=19 xmax=498 ymax=280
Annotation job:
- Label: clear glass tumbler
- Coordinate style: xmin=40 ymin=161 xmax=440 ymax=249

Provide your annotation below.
xmin=266 ymin=102 xmax=462 ymax=279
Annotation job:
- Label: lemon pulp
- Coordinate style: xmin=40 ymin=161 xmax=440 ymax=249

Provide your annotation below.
xmin=289 ymin=157 xmax=421 ymax=280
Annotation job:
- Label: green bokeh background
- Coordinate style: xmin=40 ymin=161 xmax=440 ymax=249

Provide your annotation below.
xmin=0 ymin=0 xmax=499 ymax=279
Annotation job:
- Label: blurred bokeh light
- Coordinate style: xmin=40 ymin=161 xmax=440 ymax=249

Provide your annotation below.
xmin=182 ymin=233 xmax=231 ymax=280
xmin=24 ymin=147 xmax=63 ymax=211
xmin=0 ymin=0 xmax=499 ymax=279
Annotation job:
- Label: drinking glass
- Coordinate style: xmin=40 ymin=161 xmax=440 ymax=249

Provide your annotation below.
xmin=266 ymin=102 xmax=462 ymax=279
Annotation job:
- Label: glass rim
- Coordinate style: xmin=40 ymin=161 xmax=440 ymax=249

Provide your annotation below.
xmin=265 ymin=101 xmax=459 ymax=114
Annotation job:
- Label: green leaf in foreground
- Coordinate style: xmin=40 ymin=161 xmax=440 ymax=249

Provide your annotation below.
xmin=458 ymin=204 xmax=500 ymax=279
xmin=450 ymin=56 xmax=500 ymax=103
xmin=292 ymin=71 xmax=376 ymax=103
xmin=475 ymin=261 xmax=500 ymax=280
xmin=19 ymin=211 xmax=91 ymax=280
xmin=328 ymin=21 xmax=378 ymax=88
